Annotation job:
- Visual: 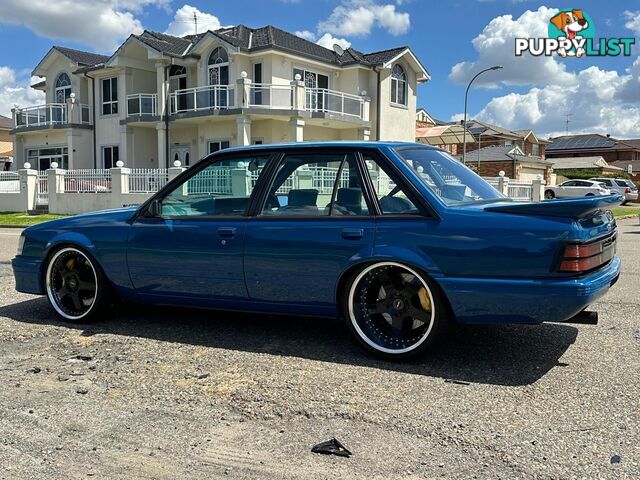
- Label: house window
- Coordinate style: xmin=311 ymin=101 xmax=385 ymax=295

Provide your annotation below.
xmin=101 ymin=77 xmax=118 ymax=115
xmin=208 ymin=140 xmax=230 ymax=154
xmin=294 ymin=68 xmax=329 ymax=110
xmin=531 ymin=143 xmax=540 ymax=156
xmin=169 ymin=65 xmax=188 ymax=112
xmin=54 ymin=73 xmax=72 ymax=104
xmin=390 ymin=64 xmax=407 ymax=106
xmin=102 ymin=146 xmax=119 ymax=169
xmin=27 ymin=146 xmax=69 ymax=170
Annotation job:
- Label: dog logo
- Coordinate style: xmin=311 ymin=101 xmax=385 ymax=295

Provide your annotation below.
xmin=549 ymin=9 xmax=589 ymax=57
xmin=515 ymin=8 xmax=635 ymax=58
xmin=549 ymin=9 xmax=591 ymax=57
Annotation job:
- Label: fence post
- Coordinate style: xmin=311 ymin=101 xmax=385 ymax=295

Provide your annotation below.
xmin=296 ymin=167 xmax=313 ymax=190
xmin=168 ymin=166 xmax=185 ymax=182
xmin=531 ymin=175 xmax=544 ymax=202
xmin=236 ymin=73 xmax=251 ymax=108
xmin=111 ymin=166 xmax=130 ymax=208
xmin=497 ymin=171 xmax=509 ymax=196
xmin=291 ymin=77 xmax=305 ymax=110
xmin=361 ymin=94 xmax=370 ymax=122
xmin=19 ymin=169 xmax=37 ymax=212
xmin=231 ymin=167 xmax=250 ymax=196
xmin=47 ymin=168 xmax=65 ymax=214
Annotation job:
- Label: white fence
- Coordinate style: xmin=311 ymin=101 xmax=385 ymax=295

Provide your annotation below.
xmin=188 ymin=167 xmax=233 ymax=195
xmin=305 ymin=88 xmax=364 ymax=118
xmin=36 ymin=171 xmax=48 ymax=206
xmin=508 ymin=181 xmax=534 ymax=201
xmin=64 ymin=169 xmax=112 ymax=193
xmin=0 ymin=172 xmax=20 ymax=193
xmin=129 ymin=168 xmax=168 ymax=193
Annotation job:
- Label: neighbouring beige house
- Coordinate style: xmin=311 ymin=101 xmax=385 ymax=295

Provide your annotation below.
xmin=11 ymin=25 xmax=429 ymax=171
xmin=0 ymin=114 xmax=13 ymax=170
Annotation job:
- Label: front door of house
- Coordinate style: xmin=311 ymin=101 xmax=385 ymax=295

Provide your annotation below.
xmin=170 ymin=144 xmax=191 ymax=167
xmin=208 ymin=64 xmax=229 ymax=108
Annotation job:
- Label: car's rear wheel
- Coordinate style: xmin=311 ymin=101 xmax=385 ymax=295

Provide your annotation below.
xmin=45 ymin=247 xmax=110 ymax=322
xmin=544 ymin=190 xmax=555 ymax=199
xmin=344 ymin=262 xmax=448 ymax=360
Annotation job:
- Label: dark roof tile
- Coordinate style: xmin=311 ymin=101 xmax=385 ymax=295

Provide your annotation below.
xmin=53 ymin=46 xmax=109 ymax=66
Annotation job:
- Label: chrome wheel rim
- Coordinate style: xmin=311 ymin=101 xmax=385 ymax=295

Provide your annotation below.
xmin=544 ymin=191 xmax=554 ymax=199
xmin=46 ymin=248 xmax=98 ymax=320
xmin=348 ymin=262 xmax=435 ymax=354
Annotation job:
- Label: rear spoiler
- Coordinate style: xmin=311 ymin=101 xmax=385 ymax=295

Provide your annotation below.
xmin=485 ymin=194 xmax=623 ymax=219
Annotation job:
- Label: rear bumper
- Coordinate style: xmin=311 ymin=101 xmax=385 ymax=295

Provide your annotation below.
xmin=438 ymin=256 xmax=621 ymax=324
xmin=12 ymin=255 xmax=45 ymax=295
xmin=624 ymin=192 xmax=638 ymax=202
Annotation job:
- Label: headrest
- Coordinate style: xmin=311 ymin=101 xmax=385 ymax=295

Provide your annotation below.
xmin=336 ymin=188 xmax=362 ymax=204
xmin=288 ymin=189 xmax=318 ymax=206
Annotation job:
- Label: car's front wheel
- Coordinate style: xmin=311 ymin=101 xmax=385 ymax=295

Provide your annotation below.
xmin=544 ymin=190 xmax=555 ymax=199
xmin=344 ymin=262 xmax=448 ymax=360
xmin=45 ymin=247 xmax=110 ymax=322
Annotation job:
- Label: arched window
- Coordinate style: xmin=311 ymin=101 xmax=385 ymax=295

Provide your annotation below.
xmin=207 ymin=47 xmax=229 ymax=107
xmin=55 ymin=73 xmax=72 ymax=103
xmin=184 ymin=152 xmax=190 ymax=166
xmin=390 ymin=64 xmax=407 ymax=106
xmin=208 ymin=47 xmax=228 ymax=66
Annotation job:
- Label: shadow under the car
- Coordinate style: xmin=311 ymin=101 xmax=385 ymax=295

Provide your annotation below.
xmin=0 ymin=298 xmax=578 ymax=387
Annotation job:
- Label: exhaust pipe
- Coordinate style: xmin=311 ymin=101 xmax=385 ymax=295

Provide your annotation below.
xmin=564 ymin=310 xmax=598 ymax=325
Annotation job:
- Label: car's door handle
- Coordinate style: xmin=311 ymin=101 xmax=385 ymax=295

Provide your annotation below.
xmin=217 ymin=227 xmax=237 ymax=238
xmin=341 ymin=228 xmax=363 ymax=240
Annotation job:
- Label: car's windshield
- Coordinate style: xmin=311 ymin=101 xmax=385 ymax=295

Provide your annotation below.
xmin=394 ymin=147 xmax=504 ymax=205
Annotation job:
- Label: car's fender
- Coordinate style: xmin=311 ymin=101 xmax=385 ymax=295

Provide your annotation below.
xmin=334 ymin=245 xmax=444 ymax=305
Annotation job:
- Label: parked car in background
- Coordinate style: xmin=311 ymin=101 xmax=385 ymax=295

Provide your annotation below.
xmin=12 ymin=142 xmax=622 ymax=360
xmin=545 ymin=179 xmax=610 ymax=199
xmin=589 ymin=178 xmax=638 ymax=204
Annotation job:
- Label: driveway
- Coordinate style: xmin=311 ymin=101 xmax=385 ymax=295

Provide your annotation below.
xmin=0 ymin=219 xmax=638 ymax=479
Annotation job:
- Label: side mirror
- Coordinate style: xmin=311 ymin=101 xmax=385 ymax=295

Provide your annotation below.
xmin=146 ymin=199 xmax=162 ymax=217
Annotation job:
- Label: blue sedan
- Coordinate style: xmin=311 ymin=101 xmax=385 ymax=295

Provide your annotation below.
xmin=12 ymin=142 xmax=622 ymax=359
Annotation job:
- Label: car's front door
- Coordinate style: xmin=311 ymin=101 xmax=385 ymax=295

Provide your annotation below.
xmin=243 ymin=151 xmax=375 ymax=311
xmin=559 ymin=180 xmax=577 ymax=197
xmin=127 ymin=153 xmax=271 ymax=303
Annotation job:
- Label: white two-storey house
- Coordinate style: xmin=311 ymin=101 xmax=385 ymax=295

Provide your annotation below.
xmin=12 ymin=25 xmax=429 ymax=170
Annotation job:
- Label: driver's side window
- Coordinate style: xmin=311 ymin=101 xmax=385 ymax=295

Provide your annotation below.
xmin=160 ymin=155 xmax=269 ymax=217
xmin=363 ymin=154 xmax=419 ymax=215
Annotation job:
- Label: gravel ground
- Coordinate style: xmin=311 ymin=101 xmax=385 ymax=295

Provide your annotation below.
xmin=0 ymin=220 xmax=638 ymax=479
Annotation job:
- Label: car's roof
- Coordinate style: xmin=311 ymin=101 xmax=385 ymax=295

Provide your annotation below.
xmin=218 ymin=141 xmax=438 ymax=154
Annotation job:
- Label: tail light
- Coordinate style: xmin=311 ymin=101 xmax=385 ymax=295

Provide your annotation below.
xmin=558 ymin=234 xmax=616 ymax=273
xmin=625 ymin=187 xmax=631 ymax=194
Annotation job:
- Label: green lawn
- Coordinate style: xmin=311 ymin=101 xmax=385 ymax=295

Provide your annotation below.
xmin=611 ymin=206 xmax=640 ymax=218
xmin=0 ymin=212 xmax=69 ymax=226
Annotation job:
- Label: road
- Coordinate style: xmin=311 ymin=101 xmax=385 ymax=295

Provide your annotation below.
xmin=0 ymin=220 xmax=638 ymax=479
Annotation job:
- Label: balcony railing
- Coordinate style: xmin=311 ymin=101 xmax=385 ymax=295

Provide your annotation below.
xmin=169 ymin=85 xmax=235 ymax=114
xmin=127 ymin=94 xmax=157 ymax=117
xmin=304 ymin=88 xmax=364 ymax=118
xmin=15 ymin=103 xmax=91 ymax=128
xmin=248 ymin=84 xmax=294 ymax=109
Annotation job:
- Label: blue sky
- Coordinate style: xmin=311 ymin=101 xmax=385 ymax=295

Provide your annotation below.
xmin=1 ymin=0 xmax=639 ymax=137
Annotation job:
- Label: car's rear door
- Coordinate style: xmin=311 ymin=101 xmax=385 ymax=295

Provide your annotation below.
xmin=243 ymin=149 xmax=375 ymax=313
xmin=126 ymin=152 xmax=273 ymax=304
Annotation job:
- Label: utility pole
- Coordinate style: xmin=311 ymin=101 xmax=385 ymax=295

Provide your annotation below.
xmin=564 ymin=113 xmax=572 ymax=135
xmin=194 ymin=12 xmax=198 ymax=34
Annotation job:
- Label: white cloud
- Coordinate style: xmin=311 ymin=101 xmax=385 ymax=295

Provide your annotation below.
xmin=0 ymin=68 xmax=45 ymax=117
xmin=318 ymin=1 xmax=410 ymax=37
xmin=295 ymin=30 xmax=317 ymax=42
xmin=449 ymin=7 xmax=575 ymax=87
xmin=624 ymin=10 xmax=640 ymax=36
xmin=0 ymin=0 xmax=173 ymax=52
xmin=452 ymin=63 xmax=640 ymax=138
xmin=165 ymin=4 xmax=226 ymax=37
xmin=449 ymin=7 xmax=640 ymax=137
xmin=316 ymin=33 xmax=352 ymax=50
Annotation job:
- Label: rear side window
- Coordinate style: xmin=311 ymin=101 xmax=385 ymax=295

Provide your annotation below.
xmin=362 ymin=153 xmax=420 ymax=215
xmin=615 ymin=180 xmax=628 ymax=187
xmin=260 ymin=153 xmax=370 ymax=216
